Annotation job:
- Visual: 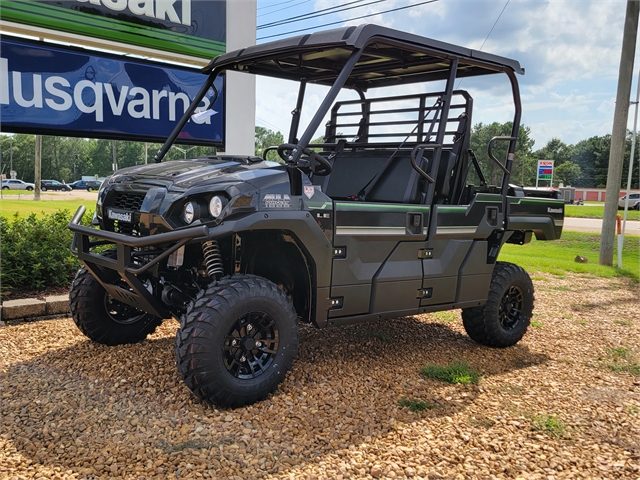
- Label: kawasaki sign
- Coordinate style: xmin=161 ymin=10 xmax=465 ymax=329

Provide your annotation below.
xmin=1 ymin=36 xmax=224 ymax=146
xmin=0 ymin=0 xmax=225 ymax=60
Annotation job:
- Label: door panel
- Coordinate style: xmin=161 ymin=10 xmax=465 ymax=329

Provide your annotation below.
xmin=331 ymin=202 xmax=429 ymax=317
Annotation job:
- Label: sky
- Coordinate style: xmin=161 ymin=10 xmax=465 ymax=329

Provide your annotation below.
xmin=254 ymin=0 xmax=640 ymax=152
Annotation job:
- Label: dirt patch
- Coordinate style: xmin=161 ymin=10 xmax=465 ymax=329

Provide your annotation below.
xmin=1 ymin=273 xmax=639 ymax=479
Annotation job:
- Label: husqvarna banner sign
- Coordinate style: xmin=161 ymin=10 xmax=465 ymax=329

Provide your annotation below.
xmin=0 ymin=0 xmax=226 ymax=60
xmin=0 ymin=37 xmax=224 ymax=146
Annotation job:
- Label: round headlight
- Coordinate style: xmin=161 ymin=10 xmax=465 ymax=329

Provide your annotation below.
xmin=182 ymin=201 xmax=195 ymax=224
xmin=209 ymin=195 xmax=223 ymax=218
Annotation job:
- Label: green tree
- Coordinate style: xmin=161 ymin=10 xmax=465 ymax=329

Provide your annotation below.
xmin=570 ymin=135 xmax=610 ymax=187
xmin=1 ymin=134 xmax=36 ymax=182
xmin=469 ymin=122 xmax=535 ymax=186
xmin=532 ymin=138 xmax=573 ymax=166
xmin=255 ymin=126 xmax=284 ymax=161
xmin=554 ymin=161 xmax=582 ymax=186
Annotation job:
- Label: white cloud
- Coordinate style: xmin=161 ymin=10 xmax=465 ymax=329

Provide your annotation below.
xmin=255 ymin=0 xmax=640 ymax=148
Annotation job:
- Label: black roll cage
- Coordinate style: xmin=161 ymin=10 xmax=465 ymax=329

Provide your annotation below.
xmin=154 ymin=24 xmax=523 ymax=198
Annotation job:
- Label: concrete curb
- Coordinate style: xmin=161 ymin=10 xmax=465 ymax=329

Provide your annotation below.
xmin=1 ymin=295 xmax=69 ymax=325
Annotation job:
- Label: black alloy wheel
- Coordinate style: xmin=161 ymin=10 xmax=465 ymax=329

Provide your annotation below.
xmin=461 ymin=262 xmax=534 ymax=348
xmin=176 ymin=275 xmax=298 ymax=408
xmin=223 ymin=311 xmax=279 ymax=379
xmin=498 ymin=284 xmax=524 ymax=331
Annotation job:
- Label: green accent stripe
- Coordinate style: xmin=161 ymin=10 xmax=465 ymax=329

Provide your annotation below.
xmin=336 ymin=202 xmax=430 ymax=212
xmin=510 ymin=198 xmax=564 ymax=205
xmin=437 ymin=206 xmax=467 ymax=211
xmin=1 ymin=0 xmax=225 ymax=59
xmin=436 ymin=226 xmax=477 ymax=234
xmin=336 ymin=226 xmax=408 ymax=236
xmin=3 ymin=0 xmax=225 ymax=48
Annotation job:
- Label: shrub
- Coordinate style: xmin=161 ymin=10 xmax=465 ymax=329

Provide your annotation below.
xmin=0 ymin=209 xmax=93 ymax=293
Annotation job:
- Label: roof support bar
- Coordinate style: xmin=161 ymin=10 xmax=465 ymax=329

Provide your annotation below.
xmin=424 ymin=57 xmax=458 ymax=208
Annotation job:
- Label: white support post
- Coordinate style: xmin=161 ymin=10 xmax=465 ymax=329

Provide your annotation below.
xmin=224 ymin=0 xmax=257 ymax=156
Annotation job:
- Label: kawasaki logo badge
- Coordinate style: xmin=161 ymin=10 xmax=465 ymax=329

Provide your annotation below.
xmin=547 ymin=207 xmax=563 ymax=214
xmin=107 ymin=209 xmax=133 ymax=222
xmin=304 ymin=186 xmax=315 ymax=199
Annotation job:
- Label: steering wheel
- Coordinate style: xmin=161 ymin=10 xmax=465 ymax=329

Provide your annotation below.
xmin=277 ymin=143 xmax=332 ymax=176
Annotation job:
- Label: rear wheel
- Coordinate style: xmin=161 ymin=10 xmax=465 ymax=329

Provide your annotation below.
xmin=26 ymin=186 xmax=33 ymax=191
xmin=176 ymin=275 xmax=298 ymax=408
xmin=41 ymin=186 xmax=48 ymax=191
xmin=69 ymin=263 xmax=162 ymax=345
xmin=462 ymin=262 xmax=533 ymax=348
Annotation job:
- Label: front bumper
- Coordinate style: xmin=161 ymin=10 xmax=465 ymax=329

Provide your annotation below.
xmin=69 ymin=206 xmax=208 ymax=319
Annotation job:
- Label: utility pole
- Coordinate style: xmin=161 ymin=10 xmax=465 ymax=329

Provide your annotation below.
xmin=9 ymin=136 xmax=13 ymax=177
xmin=34 ymin=135 xmax=42 ymax=201
xmin=600 ymin=0 xmax=639 ymax=266
xmin=112 ymin=140 xmax=118 ymax=172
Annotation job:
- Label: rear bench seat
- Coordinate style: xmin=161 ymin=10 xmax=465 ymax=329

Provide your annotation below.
xmin=313 ymin=149 xmax=456 ymax=204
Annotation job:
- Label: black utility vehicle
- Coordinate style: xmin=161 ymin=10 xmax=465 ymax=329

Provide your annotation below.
xmin=69 ymin=25 xmax=564 ymax=408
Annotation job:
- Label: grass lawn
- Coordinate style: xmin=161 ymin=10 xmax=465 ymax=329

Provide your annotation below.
xmin=0 ymin=198 xmax=94 ymax=218
xmin=500 ymin=231 xmax=639 ymax=282
xmin=566 ymin=204 xmax=639 ymax=221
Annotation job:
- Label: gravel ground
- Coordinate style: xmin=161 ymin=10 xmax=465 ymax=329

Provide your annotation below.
xmin=1 ymin=273 xmax=639 ymax=480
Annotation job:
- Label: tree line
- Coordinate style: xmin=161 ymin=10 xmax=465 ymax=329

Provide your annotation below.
xmin=2 ymin=123 xmax=639 ymax=189
xmin=0 ymin=135 xmax=217 ymax=183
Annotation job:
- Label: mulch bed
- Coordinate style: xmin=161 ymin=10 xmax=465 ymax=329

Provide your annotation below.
xmin=1 ymin=273 xmax=639 ymax=479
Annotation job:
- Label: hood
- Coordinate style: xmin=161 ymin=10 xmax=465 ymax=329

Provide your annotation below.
xmin=109 ymin=156 xmax=284 ymax=190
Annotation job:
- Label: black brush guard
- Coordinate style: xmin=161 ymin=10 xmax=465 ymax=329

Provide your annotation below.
xmin=69 ymin=206 xmax=208 ymax=319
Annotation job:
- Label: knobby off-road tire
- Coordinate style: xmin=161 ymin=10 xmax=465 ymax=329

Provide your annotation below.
xmin=461 ymin=262 xmax=534 ymax=348
xmin=176 ymin=275 xmax=298 ymax=408
xmin=69 ymin=267 xmax=162 ymax=346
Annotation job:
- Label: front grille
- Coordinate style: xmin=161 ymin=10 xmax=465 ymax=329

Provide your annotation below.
xmin=113 ymin=220 xmax=141 ymax=236
xmin=113 ymin=191 xmax=146 ymax=211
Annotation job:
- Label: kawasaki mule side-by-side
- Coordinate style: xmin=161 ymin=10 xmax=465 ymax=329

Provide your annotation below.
xmin=68 ymin=25 xmax=564 ymax=407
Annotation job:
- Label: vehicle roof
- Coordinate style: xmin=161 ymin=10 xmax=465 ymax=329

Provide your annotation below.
xmin=205 ymin=24 xmax=523 ymax=91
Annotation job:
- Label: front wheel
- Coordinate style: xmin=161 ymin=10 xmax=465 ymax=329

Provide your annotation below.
xmin=69 ymin=267 xmax=162 ymax=345
xmin=176 ymin=275 xmax=298 ymax=408
xmin=1 ymin=186 xmax=8 ymax=190
xmin=461 ymin=262 xmax=534 ymax=348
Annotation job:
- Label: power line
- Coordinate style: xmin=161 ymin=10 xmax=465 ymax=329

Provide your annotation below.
xmin=479 ymin=0 xmax=510 ymax=51
xmin=258 ymin=0 xmax=381 ymax=30
xmin=258 ymin=0 xmax=300 ymax=12
xmin=256 ymin=116 xmax=285 ymax=133
xmin=455 ymin=0 xmax=510 ymax=89
xmin=258 ymin=0 xmax=313 ymax=18
xmin=258 ymin=0 xmax=440 ymax=41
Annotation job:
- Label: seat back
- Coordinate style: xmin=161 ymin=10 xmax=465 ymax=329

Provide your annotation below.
xmin=313 ymin=149 xmax=454 ymax=204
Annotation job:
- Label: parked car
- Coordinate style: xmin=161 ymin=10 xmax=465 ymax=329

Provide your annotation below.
xmin=1 ymin=179 xmax=35 ymax=190
xmin=41 ymin=180 xmax=72 ymax=192
xmin=68 ymin=180 xmax=88 ymax=190
xmin=618 ymin=193 xmax=640 ymax=210
xmin=86 ymin=180 xmax=103 ymax=191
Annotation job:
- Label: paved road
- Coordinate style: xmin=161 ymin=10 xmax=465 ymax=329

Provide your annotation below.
xmin=564 ymin=216 xmax=640 ymax=235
